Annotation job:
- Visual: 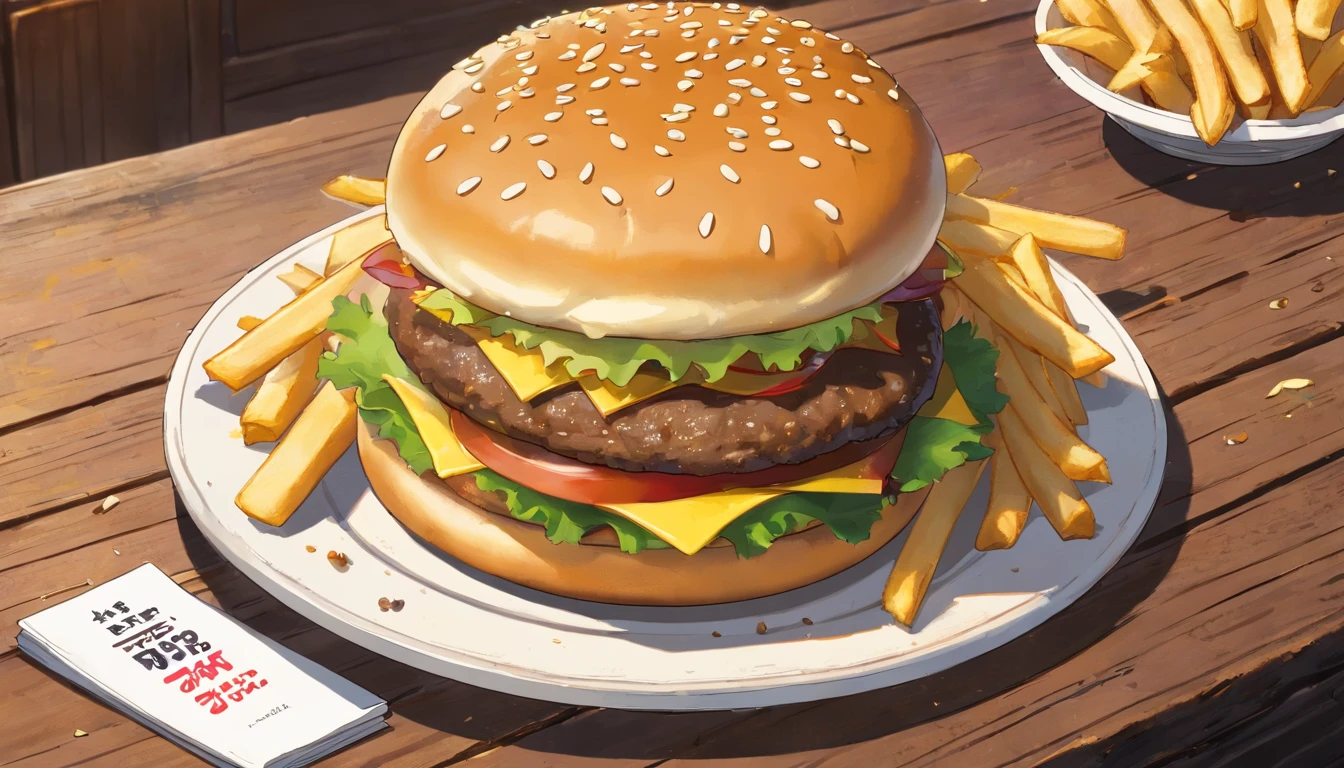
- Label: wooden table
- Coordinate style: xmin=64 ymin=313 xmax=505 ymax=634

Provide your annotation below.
xmin=3 ymin=0 xmax=1344 ymax=763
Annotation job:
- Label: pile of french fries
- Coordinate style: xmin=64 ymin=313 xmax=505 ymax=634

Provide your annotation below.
xmin=1039 ymin=0 xmax=1344 ymax=144
xmin=208 ymin=163 xmax=1126 ymax=630
xmin=883 ymin=152 xmax=1125 ymax=627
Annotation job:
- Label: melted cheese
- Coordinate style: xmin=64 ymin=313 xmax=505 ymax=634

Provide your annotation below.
xmin=382 ymin=375 xmax=485 ymax=478
xmin=580 ymin=374 xmax=678 ymax=416
xmin=917 ymin=364 xmax=981 ymax=426
xmin=417 ymin=300 xmax=577 ymax=401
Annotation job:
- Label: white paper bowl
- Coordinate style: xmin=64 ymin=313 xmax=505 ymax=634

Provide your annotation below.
xmin=1035 ymin=0 xmax=1344 ymax=164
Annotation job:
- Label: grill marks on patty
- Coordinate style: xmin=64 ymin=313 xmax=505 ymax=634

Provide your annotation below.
xmin=385 ymin=288 xmax=942 ymax=476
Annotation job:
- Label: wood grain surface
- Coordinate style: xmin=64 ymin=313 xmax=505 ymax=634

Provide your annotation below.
xmin=2 ymin=0 xmax=1343 ymax=765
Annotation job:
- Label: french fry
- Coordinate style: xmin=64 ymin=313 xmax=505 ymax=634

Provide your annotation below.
xmin=1190 ymin=0 xmax=1272 ymax=111
xmin=1057 ymin=0 xmax=1125 ymax=38
xmin=240 ymin=339 xmax=323 ymax=444
xmin=1296 ymin=0 xmax=1343 ymax=40
xmin=1228 ymin=0 xmax=1257 ymax=30
xmin=237 ymin=315 xmax=264 ymax=331
xmin=1109 ymin=51 xmax=1163 ymax=91
xmin=992 ymin=330 xmax=1111 ymax=483
xmin=203 ymin=256 xmax=364 ymax=391
xmin=324 ymin=215 xmax=393 ymax=276
xmin=1254 ymin=0 xmax=1311 ymax=114
xmin=944 ymin=194 xmax=1127 ymax=260
xmin=953 ymin=256 xmax=1116 ymax=378
xmin=944 ymin=153 xmax=982 ymax=195
xmin=321 ymin=175 xmax=386 ymax=206
xmin=235 ymin=382 xmax=357 ymax=526
xmin=998 ymin=326 xmax=1075 ymax=426
xmin=976 ymin=431 xmax=1032 ymax=551
xmin=998 ymin=407 xmax=1096 ymax=540
xmin=278 ymin=264 xmax=323 ymax=295
xmin=1149 ymin=0 xmax=1236 ymax=145
xmin=1105 ymin=0 xmax=1175 ymax=54
xmin=883 ymin=458 xmax=987 ymax=626
xmin=938 ymin=219 xmax=1018 ymax=259
xmin=1305 ymin=29 xmax=1344 ymax=107
xmin=1036 ymin=27 xmax=1195 ymax=112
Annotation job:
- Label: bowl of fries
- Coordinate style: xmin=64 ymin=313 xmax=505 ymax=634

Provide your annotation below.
xmin=1035 ymin=0 xmax=1344 ymax=164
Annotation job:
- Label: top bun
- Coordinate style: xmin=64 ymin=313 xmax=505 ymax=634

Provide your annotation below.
xmin=386 ymin=2 xmax=945 ymax=340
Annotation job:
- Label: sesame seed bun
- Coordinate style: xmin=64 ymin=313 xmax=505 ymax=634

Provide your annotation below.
xmin=357 ymin=418 xmax=929 ymax=605
xmin=385 ymin=2 xmax=946 ymax=340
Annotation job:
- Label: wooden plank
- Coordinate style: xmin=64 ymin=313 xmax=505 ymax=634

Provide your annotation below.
xmin=8 ymin=0 xmax=102 ymax=181
xmin=187 ymin=0 xmax=224 ymax=142
xmin=99 ymin=0 xmax=192 ymax=162
xmin=231 ymin=0 xmax=486 ymax=55
xmin=0 ymin=10 xmax=16 ymax=187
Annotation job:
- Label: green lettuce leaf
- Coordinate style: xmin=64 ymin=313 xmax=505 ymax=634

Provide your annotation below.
xmin=717 ymin=492 xmax=887 ymax=559
xmin=317 ymin=295 xmax=433 ymax=475
xmin=942 ymin=320 xmax=1009 ymax=424
xmin=416 ymin=288 xmax=884 ymax=387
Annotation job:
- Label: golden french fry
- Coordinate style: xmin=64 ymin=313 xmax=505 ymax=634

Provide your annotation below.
xmin=1227 ymin=0 xmax=1257 ymax=30
xmin=1149 ymin=0 xmax=1236 ymax=144
xmin=1109 ymin=51 xmax=1164 ymax=91
xmin=278 ymin=264 xmax=323 ymax=295
xmin=998 ymin=407 xmax=1096 ymax=540
xmin=992 ymin=332 xmax=1111 ymax=483
xmin=995 ymin=326 xmax=1075 ymax=426
xmin=1058 ymin=0 xmax=1126 ymax=37
xmin=976 ymin=431 xmax=1032 ymax=551
xmin=1296 ymin=0 xmax=1342 ymax=40
xmin=953 ymin=256 xmax=1115 ymax=378
xmin=237 ymin=315 xmax=264 ymax=331
xmin=1254 ymin=0 xmax=1311 ymax=114
xmin=939 ymin=219 xmax=1018 ymax=259
xmin=1106 ymin=0 xmax=1175 ymax=53
xmin=1036 ymin=27 xmax=1196 ymax=112
xmin=945 ymin=194 xmax=1127 ymax=260
xmin=1190 ymin=0 xmax=1272 ymax=110
xmin=884 ymin=458 xmax=987 ymax=626
xmin=1001 ymin=236 xmax=1090 ymax=423
xmin=321 ymin=175 xmax=386 ymax=206
xmin=324 ymin=215 xmax=393 ymax=276
xmin=944 ymin=153 xmax=982 ymax=195
xmin=235 ymin=382 xmax=357 ymax=526
xmin=204 ymin=256 xmax=364 ymax=391
xmin=240 ymin=339 xmax=323 ymax=444
xmin=1305 ymin=30 xmax=1344 ymax=107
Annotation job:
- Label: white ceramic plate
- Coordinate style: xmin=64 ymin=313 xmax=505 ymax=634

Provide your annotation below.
xmin=166 ymin=208 xmax=1166 ymax=711
xmin=1035 ymin=0 xmax=1344 ymax=165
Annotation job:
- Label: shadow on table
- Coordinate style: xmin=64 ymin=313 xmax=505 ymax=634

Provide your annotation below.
xmin=1103 ymin=118 xmax=1344 ymax=218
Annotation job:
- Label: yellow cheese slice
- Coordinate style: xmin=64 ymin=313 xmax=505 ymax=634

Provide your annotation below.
xmin=597 ymin=453 xmax=884 ymax=555
xmin=382 ymin=375 xmax=485 ymax=478
xmin=917 ymin=364 xmax=982 ymax=427
xmin=580 ymin=373 xmax=679 ymax=416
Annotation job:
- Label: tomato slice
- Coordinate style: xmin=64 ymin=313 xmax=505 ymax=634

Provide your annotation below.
xmin=362 ymin=244 xmax=426 ymax=290
xmin=449 ymin=409 xmax=903 ymax=505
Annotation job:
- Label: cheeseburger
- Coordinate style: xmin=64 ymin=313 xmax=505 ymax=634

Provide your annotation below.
xmin=318 ymin=2 xmax=1001 ymax=605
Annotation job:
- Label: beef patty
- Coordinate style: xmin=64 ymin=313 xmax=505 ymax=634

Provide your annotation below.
xmin=386 ymin=288 xmax=942 ymax=475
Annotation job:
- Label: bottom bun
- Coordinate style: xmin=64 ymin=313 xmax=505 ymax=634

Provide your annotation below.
xmin=357 ymin=420 xmax=930 ymax=606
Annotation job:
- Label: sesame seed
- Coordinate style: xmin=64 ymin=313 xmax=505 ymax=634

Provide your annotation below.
xmin=814 ymin=199 xmax=840 ymax=221
xmin=537 ymin=159 xmax=556 ymax=178
xmin=726 ymin=92 xmax=743 ymax=104
xmin=640 ymin=50 xmax=654 ymax=58
xmin=834 ymin=88 xmax=847 ymax=99
xmin=577 ymin=62 xmax=597 ymax=73
xmin=642 ymin=62 xmax=658 ymax=70
xmin=567 ymin=43 xmax=580 ymax=50
xmin=761 ymin=115 xmax=777 ymax=124
xmin=592 ymin=117 xmax=609 ymax=125
xmin=762 ymin=36 xmax=775 ymax=44
xmin=720 ymin=163 xmax=740 ymax=182
xmin=850 ymin=139 xmax=870 ymax=153
xmin=750 ymin=8 xmax=767 ymax=17
xmin=497 ymin=100 xmax=513 ymax=112
xmin=678 ymin=80 xmax=694 ymax=91
xmin=465 ymin=61 xmax=484 ymax=74
xmin=668 ymin=128 xmax=686 ymax=141
xmin=714 ymin=103 xmax=729 ymax=117
xmin=851 ymin=73 xmax=873 ymax=84
xmin=516 ymin=50 xmax=534 ymax=61
xmin=490 ymin=136 xmax=510 ymax=152
xmin=501 ymin=182 xmax=526 ymax=200
xmin=457 ymin=176 xmax=482 ymax=195
xmin=764 ymin=126 xmax=781 ymax=136
xmin=718 ymin=18 xmax=731 ymax=25
xmin=749 ymin=86 xmax=767 ymax=97
xmin=556 ymin=94 xmax=576 ymax=104
xmin=590 ymin=76 xmax=611 ymax=89
xmin=791 ymin=19 xmax=812 ymax=28
xmin=462 ymin=124 xmax=475 ymax=133
xmin=811 ymin=69 xmax=830 ymax=79
xmin=785 ymin=77 xmax=802 ymax=86
xmin=827 ymin=119 xmax=845 ymax=135
xmin=752 ymin=54 xmax=766 ymax=66
xmin=424 ymin=144 xmax=447 ymax=162
xmin=768 ymin=139 xmax=792 ymax=150
xmin=586 ymin=108 xmax=605 ymax=117
xmin=728 ymin=77 xmax=752 ymax=87
xmin=681 ymin=28 xmax=696 ymax=36
xmin=579 ymin=162 xmax=595 ymax=182
xmin=762 ymin=100 xmax=778 ymax=108
xmin=708 ymin=37 xmax=721 ymax=47
xmin=558 ymin=83 xmax=576 ymax=92
xmin=788 ymin=92 xmax=810 ymax=102
xmin=676 ymin=51 xmax=698 ymax=62
xmin=825 ymin=32 xmax=840 ymax=40
xmin=698 ymin=212 xmax=715 ymax=237
xmin=496 ymin=86 xmax=514 ymax=97
xmin=537 ymin=32 xmax=551 ymax=38
xmin=686 ymin=68 xmax=704 ymax=78
xmin=704 ymin=52 xmax=720 ymax=60
xmin=726 ymin=58 xmax=746 ymax=70
xmin=631 ymin=28 xmax=644 ymax=36
xmin=684 ymin=4 xmax=694 ymax=14
xmin=800 ymin=36 xmax=816 ymax=47
xmin=609 ymin=62 xmax=626 ymax=72
xmin=730 ymin=35 xmax=746 ymax=44
xmin=729 ymin=141 xmax=747 ymax=152
xmin=777 ymin=46 xmax=794 ymax=54
xmin=472 ymin=82 xmax=485 ymax=92
xmin=559 ymin=50 xmax=577 ymax=61
xmin=656 ymin=178 xmax=674 ymax=196
xmin=609 ymin=133 xmax=627 ymax=149
xmin=888 ymin=88 xmax=900 ymax=100
xmin=440 ymin=103 xmax=462 ymax=119
xmin=583 ymin=43 xmax=606 ymax=62
xmin=620 ymin=43 xmax=643 ymax=53
xmin=519 ymin=87 xmax=536 ymax=98
xmin=799 ymin=155 xmax=820 ymax=168
xmin=620 ymin=77 xmax=640 ymax=86
xmin=522 ymin=65 xmax=539 ymax=75
xmin=778 ymin=66 xmax=795 ymax=74
xmin=655 ymin=144 xmax=671 ymax=156
xmin=544 ymin=111 xmax=563 ymax=122
xmin=867 ymin=58 xmax=881 ymax=68
xmin=664 ymin=112 xmax=689 ymax=122
xmin=841 ymin=41 xmax=855 ymax=53
xmin=645 ymin=28 xmax=660 ymax=36
xmin=834 ymin=136 xmax=851 ymax=148
xmin=674 ymin=103 xmax=695 ymax=112
xmin=847 ymin=93 xmax=861 ymax=104
xmin=681 ymin=20 xmax=702 ymax=29
xmin=759 ymin=224 xmax=772 ymax=253
xmin=529 ymin=134 xmax=548 ymax=145
xmin=727 ymin=126 xmax=748 ymax=138
xmin=601 ymin=186 xmax=623 ymax=205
